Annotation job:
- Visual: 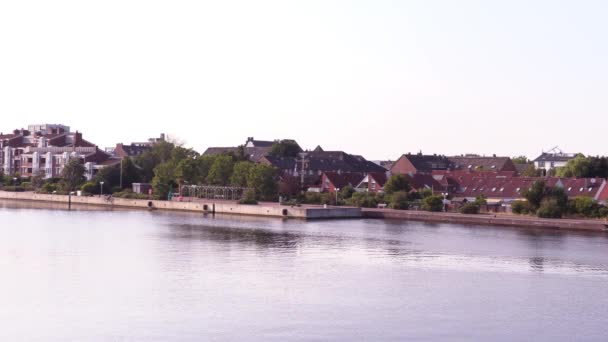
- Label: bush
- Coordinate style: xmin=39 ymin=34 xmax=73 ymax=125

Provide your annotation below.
xmin=347 ymin=192 xmax=379 ymax=208
xmin=388 ymin=191 xmax=409 ymax=210
xmin=568 ymin=197 xmax=601 ymax=218
xmin=422 ymin=195 xmax=444 ymax=212
xmin=41 ymin=183 xmax=58 ymax=194
xmin=112 ymin=190 xmax=150 ymax=199
xmin=303 ymin=192 xmax=322 ymax=204
xmin=384 ymin=174 xmax=411 ymax=195
xmin=238 ymin=189 xmax=258 ymax=205
xmin=511 ymin=200 xmax=529 ymax=215
xmin=80 ymin=182 xmax=98 ymax=195
xmin=339 ymin=185 xmax=355 ymax=200
xmin=599 ymin=206 xmax=608 ymax=218
xmin=417 ymin=188 xmax=433 ymax=199
xmin=1 ymin=186 xmax=25 ymax=192
xmin=537 ymin=198 xmax=564 ymax=218
xmin=459 ymin=203 xmax=480 ymax=214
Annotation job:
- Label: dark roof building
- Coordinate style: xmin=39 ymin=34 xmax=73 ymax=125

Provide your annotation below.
xmin=390 ymin=153 xmax=451 ymax=175
xmin=447 ymin=156 xmax=517 ymax=172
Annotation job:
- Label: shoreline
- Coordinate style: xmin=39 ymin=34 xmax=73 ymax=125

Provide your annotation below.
xmin=1 ymin=191 xmax=607 ymax=232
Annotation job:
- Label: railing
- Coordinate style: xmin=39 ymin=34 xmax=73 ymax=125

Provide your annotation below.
xmin=181 ymin=185 xmax=250 ymax=201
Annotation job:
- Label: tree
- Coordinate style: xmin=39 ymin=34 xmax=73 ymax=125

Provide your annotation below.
xmin=512 ymin=156 xmax=530 ymax=164
xmin=384 ymin=174 xmax=411 ymax=195
xmin=269 ymin=140 xmax=301 ymax=158
xmin=474 ymin=194 xmax=487 ymax=206
xmin=417 ymin=188 xmax=433 ymax=199
xmin=206 ymin=155 xmax=234 ymax=185
xmin=422 ymin=195 xmax=444 ymax=212
xmin=230 ymin=161 xmax=254 ymax=187
xmin=569 ymin=197 xmax=601 ymax=218
xmin=555 ymin=154 xmax=590 ymax=178
xmin=247 ymin=164 xmax=278 ymax=201
xmin=523 ymin=180 xmax=546 ymax=211
xmin=388 ymin=191 xmax=409 ymax=210
xmin=511 ymin=200 xmax=530 ymax=215
xmin=521 ymin=164 xmax=541 ymax=177
xmin=60 ymin=158 xmax=86 ymax=192
xmin=31 ymin=170 xmax=46 ymax=189
xmin=152 ymin=162 xmax=177 ymax=200
xmin=537 ymin=198 xmax=564 ymax=218
xmin=339 ymin=185 xmax=355 ymax=200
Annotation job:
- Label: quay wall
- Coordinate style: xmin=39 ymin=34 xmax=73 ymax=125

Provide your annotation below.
xmin=362 ymin=208 xmax=608 ymax=232
xmin=0 ymin=191 xmax=361 ymax=219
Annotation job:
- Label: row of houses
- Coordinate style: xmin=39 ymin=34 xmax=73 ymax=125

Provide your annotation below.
xmin=204 ymin=138 xmax=607 ymax=205
xmin=0 ymin=123 xmax=164 ymax=180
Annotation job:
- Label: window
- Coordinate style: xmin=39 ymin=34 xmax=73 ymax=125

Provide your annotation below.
xmin=500 ymin=188 xmax=504 ymax=192
xmin=491 ymin=187 xmax=496 ymax=192
xmin=567 ymin=187 xmax=572 ymax=191
xmin=580 ymin=187 xmax=584 ymax=192
xmin=516 ymin=187 xmax=521 ymax=192
xmin=588 ymin=187 xmax=593 ymax=192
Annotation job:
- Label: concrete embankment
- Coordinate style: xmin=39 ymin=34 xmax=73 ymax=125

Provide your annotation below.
xmin=0 ymin=191 xmax=361 ymax=219
xmin=362 ymin=208 xmax=608 ymax=232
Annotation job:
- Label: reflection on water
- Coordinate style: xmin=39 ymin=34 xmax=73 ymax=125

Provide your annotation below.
xmin=2 ymin=200 xmax=608 ymax=341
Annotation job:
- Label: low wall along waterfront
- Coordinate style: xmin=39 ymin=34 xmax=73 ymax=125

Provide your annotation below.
xmin=0 ymin=191 xmax=362 ymax=219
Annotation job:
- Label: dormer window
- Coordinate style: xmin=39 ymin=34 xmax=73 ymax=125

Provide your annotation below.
xmin=588 ymin=187 xmax=593 ymax=192
xmin=516 ymin=187 xmax=521 ymax=192
xmin=567 ymin=187 xmax=572 ymax=191
xmin=499 ymin=188 xmax=504 ymax=192
xmin=580 ymin=187 xmax=584 ymax=192
xmin=491 ymin=187 xmax=496 ymax=192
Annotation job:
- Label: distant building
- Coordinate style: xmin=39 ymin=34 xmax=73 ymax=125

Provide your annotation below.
xmin=203 ymin=137 xmax=301 ymax=163
xmin=355 ymin=172 xmax=389 ymax=193
xmin=0 ymin=124 xmax=111 ymax=180
xmin=110 ymin=134 xmax=166 ymax=158
xmin=533 ymin=148 xmax=577 ymax=173
xmin=447 ymin=155 xmax=517 ymax=172
xmin=319 ymin=172 xmax=365 ymax=193
xmin=390 ymin=153 xmax=451 ymax=175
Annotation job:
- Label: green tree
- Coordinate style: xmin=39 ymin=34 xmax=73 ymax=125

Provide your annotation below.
xmin=388 ymin=191 xmax=409 ymax=210
xmin=523 ymin=180 xmax=546 ymax=211
xmin=555 ymin=154 xmax=590 ymax=178
xmin=422 ymin=195 xmax=444 ymax=212
xmin=384 ymin=174 xmax=411 ymax=195
xmin=230 ymin=161 xmax=254 ymax=187
xmin=269 ymin=140 xmax=301 ymax=158
xmin=521 ymin=164 xmax=541 ymax=177
xmin=206 ymin=155 xmax=234 ymax=185
xmin=152 ymin=162 xmax=177 ymax=200
xmin=512 ymin=156 xmax=530 ymax=164
xmin=474 ymin=194 xmax=487 ymax=206
xmin=537 ymin=198 xmax=564 ymax=218
xmin=569 ymin=197 xmax=601 ymax=218
xmin=339 ymin=185 xmax=355 ymax=200
xmin=60 ymin=158 xmax=86 ymax=192
xmin=247 ymin=164 xmax=278 ymax=201
xmin=417 ymin=188 xmax=433 ymax=199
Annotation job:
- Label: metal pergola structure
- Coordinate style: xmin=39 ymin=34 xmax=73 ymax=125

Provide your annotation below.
xmin=181 ymin=185 xmax=250 ymax=201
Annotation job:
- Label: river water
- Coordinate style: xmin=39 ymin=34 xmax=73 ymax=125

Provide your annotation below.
xmin=1 ymin=201 xmax=607 ymax=341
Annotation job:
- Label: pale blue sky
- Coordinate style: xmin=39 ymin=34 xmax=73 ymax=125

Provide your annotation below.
xmin=0 ymin=0 xmax=606 ymax=160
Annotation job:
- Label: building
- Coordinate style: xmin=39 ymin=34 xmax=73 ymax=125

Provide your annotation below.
xmin=390 ymin=153 xmax=451 ymax=175
xmin=203 ymin=137 xmax=301 ymax=163
xmin=109 ymin=134 xmax=165 ymax=158
xmin=0 ymin=124 xmax=111 ymax=180
xmin=447 ymin=155 xmax=517 ymax=173
xmin=319 ymin=172 xmax=365 ymax=193
xmin=533 ymin=148 xmax=577 ymax=173
xmin=355 ymin=172 xmax=389 ymax=193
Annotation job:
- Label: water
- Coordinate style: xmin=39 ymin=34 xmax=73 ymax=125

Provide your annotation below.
xmin=1 ymin=200 xmax=608 ymax=341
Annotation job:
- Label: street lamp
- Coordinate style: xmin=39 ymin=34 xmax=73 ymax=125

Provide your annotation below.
xmin=100 ymin=181 xmax=105 ymax=196
xmin=335 ymin=188 xmax=340 ymax=206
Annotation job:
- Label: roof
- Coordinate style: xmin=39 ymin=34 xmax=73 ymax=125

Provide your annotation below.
xmin=533 ymin=152 xmax=577 ymax=162
xmin=405 ymin=173 xmax=445 ymax=191
xmin=262 ymin=155 xmax=296 ymax=170
xmin=303 ymin=151 xmax=387 ymax=174
xmin=324 ymin=172 xmax=365 ymax=189
xmin=367 ymin=172 xmax=388 ymax=187
xmin=203 ymin=145 xmax=273 ymax=163
xmin=448 ymin=156 xmax=515 ymax=172
xmin=400 ymin=154 xmax=451 ymax=172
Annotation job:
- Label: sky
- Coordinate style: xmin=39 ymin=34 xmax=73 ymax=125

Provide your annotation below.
xmin=0 ymin=0 xmax=606 ymax=160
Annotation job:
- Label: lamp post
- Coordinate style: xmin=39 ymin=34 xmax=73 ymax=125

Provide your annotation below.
xmin=335 ymin=188 xmax=340 ymax=206
xmin=100 ymin=181 xmax=105 ymax=196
